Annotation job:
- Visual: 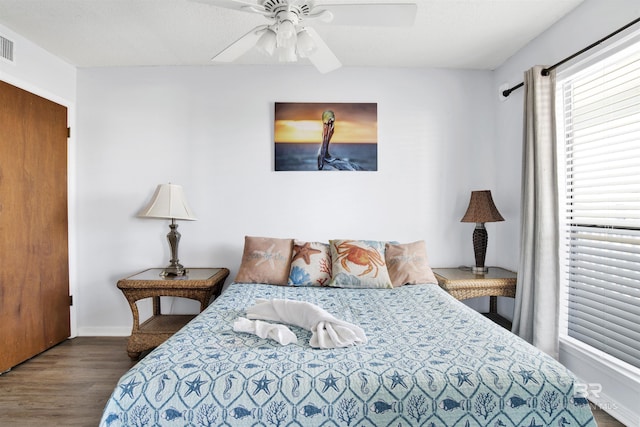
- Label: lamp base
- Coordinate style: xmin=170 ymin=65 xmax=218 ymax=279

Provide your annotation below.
xmin=472 ymin=223 xmax=489 ymax=276
xmin=471 ymin=266 xmax=488 ymax=274
xmin=160 ymin=264 xmax=188 ymax=277
xmin=160 ymin=221 xmax=188 ymax=277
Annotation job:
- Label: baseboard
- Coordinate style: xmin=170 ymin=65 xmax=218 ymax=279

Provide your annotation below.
xmin=560 ymin=338 xmax=640 ymax=426
xmin=76 ymin=327 xmax=131 ymax=337
xmin=590 ymin=391 xmax=638 ymax=427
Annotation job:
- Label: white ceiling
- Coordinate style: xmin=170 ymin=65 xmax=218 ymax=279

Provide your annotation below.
xmin=0 ymin=0 xmax=585 ymax=70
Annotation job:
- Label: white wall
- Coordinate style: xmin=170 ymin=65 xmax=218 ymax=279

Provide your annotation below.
xmin=493 ymin=0 xmax=640 ymax=424
xmin=0 ymin=24 xmax=75 ymax=101
xmin=75 ymin=65 xmax=498 ymax=335
xmin=4 ymin=1 xmax=638 ymax=422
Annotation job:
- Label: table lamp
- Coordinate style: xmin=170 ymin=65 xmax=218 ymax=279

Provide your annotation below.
xmin=139 ymin=183 xmax=197 ymax=277
xmin=460 ymin=190 xmax=504 ymax=274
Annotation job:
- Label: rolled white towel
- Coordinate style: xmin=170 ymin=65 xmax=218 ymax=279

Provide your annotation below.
xmin=245 ymin=298 xmax=367 ymax=349
xmin=233 ymin=317 xmax=297 ymax=345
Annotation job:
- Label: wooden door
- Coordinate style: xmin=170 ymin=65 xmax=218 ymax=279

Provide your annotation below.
xmin=0 ymin=80 xmax=70 ymax=372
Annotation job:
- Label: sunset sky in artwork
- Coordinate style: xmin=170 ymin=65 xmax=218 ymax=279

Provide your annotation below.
xmin=275 ymin=102 xmax=377 ymax=144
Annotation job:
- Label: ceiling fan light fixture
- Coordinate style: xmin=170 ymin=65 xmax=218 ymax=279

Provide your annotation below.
xmin=208 ymin=0 xmax=366 ymax=73
xmin=276 ymin=19 xmax=296 ymax=47
xmin=278 ymin=46 xmax=298 ymax=63
xmin=256 ymin=28 xmax=277 ymax=56
xmin=296 ymin=28 xmax=317 ymax=58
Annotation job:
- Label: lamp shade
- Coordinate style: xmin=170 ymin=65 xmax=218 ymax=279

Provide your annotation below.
xmin=139 ymin=183 xmax=197 ymax=221
xmin=460 ymin=190 xmax=504 ymax=223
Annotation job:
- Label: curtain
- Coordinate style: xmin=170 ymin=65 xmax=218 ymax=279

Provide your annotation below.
xmin=512 ymin=65 xmax=560 ymax=359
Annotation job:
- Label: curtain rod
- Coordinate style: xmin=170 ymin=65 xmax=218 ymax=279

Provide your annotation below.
xmin=502 ymin=16 xmax=640 ymax=98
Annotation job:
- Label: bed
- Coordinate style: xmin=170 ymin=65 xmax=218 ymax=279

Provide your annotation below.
xmin=101 ymin=238 xmax=596 ymax=426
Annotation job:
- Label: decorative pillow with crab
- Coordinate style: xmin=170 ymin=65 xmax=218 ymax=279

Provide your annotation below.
xmin=287 ymin=240 xmax=332 ymax=287
xmin=327 ymin=239 xmax=393 ymax=289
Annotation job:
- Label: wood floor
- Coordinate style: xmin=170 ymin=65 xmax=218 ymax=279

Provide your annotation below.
xmin=0 ymin=337 xmax=136 ymax=426
xmin=0 ymin=337 xmax=627 ymax=426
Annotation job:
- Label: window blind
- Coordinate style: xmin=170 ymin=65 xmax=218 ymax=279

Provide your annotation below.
xmin=559 ymin=41 xmax=640 ymax=370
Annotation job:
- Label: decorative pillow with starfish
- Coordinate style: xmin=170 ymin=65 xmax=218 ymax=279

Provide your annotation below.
xmin=385 ymin=240 xmax=438 ymax=287
xmin=235 ymin=236 xmax=294 ymax=285
xmin=287 ymin=240 xmax=332 ymax=287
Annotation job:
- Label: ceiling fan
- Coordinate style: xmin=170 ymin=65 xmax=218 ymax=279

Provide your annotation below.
xmin=193 ymin=0 xmax=417 ymax=73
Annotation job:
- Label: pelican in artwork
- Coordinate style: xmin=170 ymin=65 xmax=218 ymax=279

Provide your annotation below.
xmin=317 ymin=110 xmax=364 ymax=170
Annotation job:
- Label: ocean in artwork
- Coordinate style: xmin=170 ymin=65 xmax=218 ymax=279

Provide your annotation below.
xmin=275 ymin=143 xmax=377 ymax=171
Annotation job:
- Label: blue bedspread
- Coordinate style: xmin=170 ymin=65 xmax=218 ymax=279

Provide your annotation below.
xmin=101 ymin=283 xmax=596 ymax=426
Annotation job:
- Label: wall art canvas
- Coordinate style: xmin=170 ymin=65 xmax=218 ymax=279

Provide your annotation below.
xmin=274 ymin=102 xmax=378 ymax=171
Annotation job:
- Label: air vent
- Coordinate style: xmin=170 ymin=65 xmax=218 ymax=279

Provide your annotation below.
xmin=0 ymin=35 xmax=14 ymax=62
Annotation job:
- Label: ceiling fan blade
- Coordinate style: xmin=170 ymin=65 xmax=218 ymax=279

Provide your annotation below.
xmin=304 ymin=27 xmax=341 ymax=74
xmin=190 ymin=0 xmax=266 ymax=14
xmin=212 ymin=26 xmax=267 ymax=62
xmin=313 ymin=3 xmax=417 ymax=27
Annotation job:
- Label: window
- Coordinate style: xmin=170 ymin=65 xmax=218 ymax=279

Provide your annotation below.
xmin=557 ymin=36 xmax=640 ymax=371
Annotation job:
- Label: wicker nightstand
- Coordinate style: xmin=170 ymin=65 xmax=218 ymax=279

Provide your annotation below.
xmin=117 ymin=267 xmax=229 ymax=359
xmin=432 ymin=267 xmax=516 ymax=329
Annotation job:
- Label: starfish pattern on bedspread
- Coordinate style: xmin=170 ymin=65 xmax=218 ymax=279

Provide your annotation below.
xmin=184 ymin=375 xmax=207 ymax=397
xmin=100 ymin=283 xmax=597 ymax=427
xmin=320 ymin=373 xmax=340 ymax=393
xmin=252 ymin=374 xmax=274 ymax=395
xmin=387 ymin=370 xmax=408 ymax=389
xmin=118 ymin=377 xmax=140 ymax=399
